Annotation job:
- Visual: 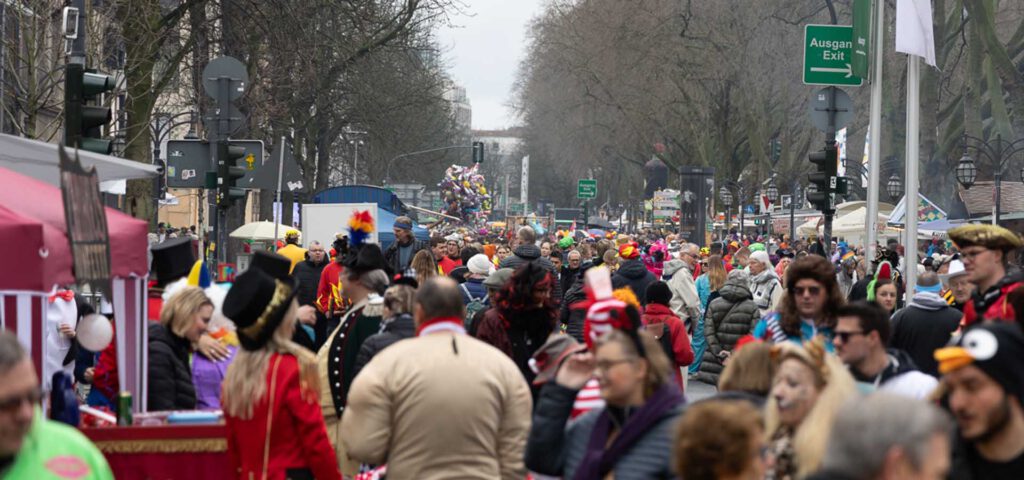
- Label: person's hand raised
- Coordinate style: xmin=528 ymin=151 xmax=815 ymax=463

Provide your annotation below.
xmin=555 ymin=351 xmax=595 ymax=390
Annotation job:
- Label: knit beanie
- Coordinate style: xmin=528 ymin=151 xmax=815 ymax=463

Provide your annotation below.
xmin=645 ymin=281 xmax=673 ymax=307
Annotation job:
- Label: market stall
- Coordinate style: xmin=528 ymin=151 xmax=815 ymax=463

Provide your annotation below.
xmin=0 ymin=166 xmax=150 ymax=408
xmin=82 ymin=424 xmax=231 ymax=480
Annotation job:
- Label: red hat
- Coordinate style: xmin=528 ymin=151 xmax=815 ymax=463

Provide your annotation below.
xmin=618 ymin=242 xmax=640 ymax=260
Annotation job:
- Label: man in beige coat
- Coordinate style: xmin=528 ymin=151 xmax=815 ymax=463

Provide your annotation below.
xmin=341 ymin=277 xmax=532 ymax=479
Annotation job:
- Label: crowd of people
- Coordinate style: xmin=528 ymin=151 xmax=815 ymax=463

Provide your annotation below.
xmin=7 ymin=213 xmax=1024 ymax=479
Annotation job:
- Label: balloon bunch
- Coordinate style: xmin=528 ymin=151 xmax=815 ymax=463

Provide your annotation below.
xmin=438 ymin=164 xmax=491 ymax=224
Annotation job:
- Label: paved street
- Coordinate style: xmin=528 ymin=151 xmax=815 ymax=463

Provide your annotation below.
xmin=686 ymin=378 xmax=718 ymax=402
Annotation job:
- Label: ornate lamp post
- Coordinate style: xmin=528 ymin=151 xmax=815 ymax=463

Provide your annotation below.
xmin=955 ymin=134 xmax=1024 ymax=225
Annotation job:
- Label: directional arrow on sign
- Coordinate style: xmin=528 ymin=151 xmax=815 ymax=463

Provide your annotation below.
xmin=810 ymin=64 xmax=854 ymax=78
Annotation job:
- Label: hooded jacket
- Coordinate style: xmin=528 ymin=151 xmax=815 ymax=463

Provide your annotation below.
xmin=850 ymin=349 xmax=938 ymax=399
xmin=697 ymin=274 xmax=760 ymax=385
xmin=749 ymin=269 xmax=782 ymax=318
xmin=612 ymin=259 xmax=657 ymax=306
xmin=500 ymin=244 xmax=562 ymax=301
xmin=664 ymin=260 xmax=701 ymax=325
xmin=889 ymin=291 xmax=962 ymax=377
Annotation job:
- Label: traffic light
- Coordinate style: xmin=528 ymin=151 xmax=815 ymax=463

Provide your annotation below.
xmin=806 ymin=143 xmax=838 ymax=212
xmin=64 ymin=64 xmax=115 ymax=154
xmin=217 ymin=141 xmax=247 ymax=208
xmin=770 ymin=138 xmax=782 ymax=164
xmin=472 ymin=141 xmax=484 ymax=164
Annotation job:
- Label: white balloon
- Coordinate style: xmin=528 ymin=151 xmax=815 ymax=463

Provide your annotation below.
xmin=77 ymin=313 xmax=113 ymax=352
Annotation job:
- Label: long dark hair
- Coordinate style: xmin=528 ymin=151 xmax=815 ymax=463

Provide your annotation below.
xmin=778 ymin=255 xmax=845 ymax=336
xmin=494 ymin=262 xmax=556 ymax=318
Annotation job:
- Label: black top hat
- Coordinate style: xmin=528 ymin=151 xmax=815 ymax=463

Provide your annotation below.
xmin=223 ymin=268 xmax=297 ymax=350
xmin=342 ymin=243 xmax=389 ymax=276
xmin=250 ymin=250 xmax=292 ymax=281
xmin=151 ymin=238 xmax=195 ymax=287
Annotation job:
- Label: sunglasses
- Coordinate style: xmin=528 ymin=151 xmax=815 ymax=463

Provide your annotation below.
xmin=0 ymin=388 xmax=42 ymax=414
xmin=793 ymin=285 xmax=822 ymax=296
xmin=834 ymin=330 xmax=865 ymax=343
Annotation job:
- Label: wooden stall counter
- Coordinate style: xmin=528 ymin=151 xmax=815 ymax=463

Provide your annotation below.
xmin=82 ymin=424 xmax=232 ymax=480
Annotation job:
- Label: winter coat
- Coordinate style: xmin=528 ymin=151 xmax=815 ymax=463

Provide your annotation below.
xmin=559 ymin=280 xmax=588 ymax=343
xmin=664 ymin=260 xmax=702 ymax=326
xmin=500 ymin=244 xmax=563 ymax=301
xmin=848 ymin=276 xmax=872 ymax=302
xmin=641 ymin=303 xmax=694 ymax=369
xmin=849 ymin=349 xmax=938 ymax=399
xmin=146 ymin=323 xmax=196 ymax=411
xmin=476 ymin=307 xmax=555 ymax=385
xmin=612 ymin=259 xmax=657 ymax=305
xmin=697 ymin=276 xmax=760 ymax=385
xmin=383 ymin=238 xmax=429 ymax=276
xmin=525 ymin=383 xmax=680 ymax=479
xmin=749 ymin=269 xmax=783 ymax=318
xmin=559 ymin=266 xmax=579 ymax=300
xmin=460 ymin=278 xmax=489 ymax=305
xmin=890 ymin=292 xmax=963 ymax=377
xmin=293 ymin=257 xmax=329 ymax=307
xmin=351 ymin=313 xmax=415 ymax=381
xmin=341 ymin=330 xmax=532 ymax=479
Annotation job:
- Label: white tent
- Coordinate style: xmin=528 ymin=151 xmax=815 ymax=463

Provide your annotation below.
xmin=0 ymin=133 xmax=159 ymax=189
xmin=832 ymin=207 xmax=901 ymax=245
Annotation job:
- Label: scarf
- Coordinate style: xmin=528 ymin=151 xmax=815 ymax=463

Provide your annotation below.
xmin=573 ymin=383 xmax=683 ymax=480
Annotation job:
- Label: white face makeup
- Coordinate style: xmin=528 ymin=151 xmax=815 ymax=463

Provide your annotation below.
xmin=771 ymin=358 xmax=821 ymax=428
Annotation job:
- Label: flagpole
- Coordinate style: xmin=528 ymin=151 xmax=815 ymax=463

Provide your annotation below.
xmin=865 ymin=0 xmax=884 ymax=262
xmin=904 ymin=55 xmax=920 ymax=295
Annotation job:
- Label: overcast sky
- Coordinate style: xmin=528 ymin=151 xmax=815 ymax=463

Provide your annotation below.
xmin=436 ymin=0 xmax=544 ymax=131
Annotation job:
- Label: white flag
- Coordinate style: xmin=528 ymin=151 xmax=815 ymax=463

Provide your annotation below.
xmin=895 ymin=0 xmax=936 ymax=66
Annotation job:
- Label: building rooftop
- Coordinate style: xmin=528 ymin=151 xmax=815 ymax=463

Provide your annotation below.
xmin=958 ymin=180 xmax=1024 ymax=217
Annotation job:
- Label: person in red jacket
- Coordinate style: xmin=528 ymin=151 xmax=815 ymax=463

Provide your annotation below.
xmin=949 ymin=224 xmax=1023 ymax=327
xmin=221 ymin=268 xmax=341 ymax=480
xmin=641 ymin=281 xmax=694 ymax=390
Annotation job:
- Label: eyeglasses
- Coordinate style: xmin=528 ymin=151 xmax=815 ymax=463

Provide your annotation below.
xmin=0 ymin=388 xmax=42 ymax=414
xmin=960 ymin=248 xmax=988 ymax=261
xmin=834 ymin=330 xmax=865 ymax=343
xmin=793 ymin=285 xmax=822 ymax=296
xmin=595 ymin=357 xmax=635 ymax=372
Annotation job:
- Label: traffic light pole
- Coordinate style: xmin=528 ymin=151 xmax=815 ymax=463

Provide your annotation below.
xmin=823 ymin=86 xmax=837 ymax=256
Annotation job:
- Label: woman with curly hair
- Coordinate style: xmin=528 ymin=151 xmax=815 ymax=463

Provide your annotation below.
xmin=674 ymin=400 xmax=766 ymax=480
xmin=753 ymin=255 xmax=845 ymax=350
xmin=475 ymin=262 xmax=557 ymax=385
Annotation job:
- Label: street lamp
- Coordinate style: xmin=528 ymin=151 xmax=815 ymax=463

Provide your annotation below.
xmin=766 ymin=181 xmax=779 ymax=203
xmin=955 ymin=134 xmax=1024 ymax=225
xmin=720 ymin=180 xmax=745 ymax=236
xmin=720 ymin=186 xmax=733 ymax=232
xmin=955 ymin=153 xmax=977 ymax=189
xmin=886 ymin=173 xmax=903 ymax=201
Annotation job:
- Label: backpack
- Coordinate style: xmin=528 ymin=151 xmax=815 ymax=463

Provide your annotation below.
xmin=641 ymin=322 xmax=676 ymax=364
xmin=460 ymin=284 xmax=489 ymax=329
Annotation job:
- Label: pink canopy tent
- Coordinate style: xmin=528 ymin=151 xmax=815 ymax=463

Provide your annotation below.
xmin=0 ymin=166 xmax=150 ymax=409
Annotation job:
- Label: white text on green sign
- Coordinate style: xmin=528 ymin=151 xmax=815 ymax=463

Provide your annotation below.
xmin=803 ymin=24 xmax=864 ymax=87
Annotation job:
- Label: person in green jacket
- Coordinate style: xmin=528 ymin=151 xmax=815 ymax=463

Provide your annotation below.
xmin=0 ymin=332 xmax=112 ymax=479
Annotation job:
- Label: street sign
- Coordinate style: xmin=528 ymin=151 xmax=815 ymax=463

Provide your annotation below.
xmin=202 ymin=56 xmax=249 ymax=101
xmin=803 ymin=24 xmax=864 ymax=86
xmin=577 ymin=179 xmax=597 ymax=199
xmin=808 ymin=87 xmax=854 ymax=132
xmin=166 ymin=139 xmax=264 ymax=188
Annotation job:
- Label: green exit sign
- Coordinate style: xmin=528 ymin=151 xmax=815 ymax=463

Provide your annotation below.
xmin=577 ymin=179 xmax=597 ymax=199
xmin=803 ymin=24 xmax=864 ymax=87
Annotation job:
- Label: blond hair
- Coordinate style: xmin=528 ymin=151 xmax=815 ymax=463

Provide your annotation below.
xmin=412 ymin=249 xmax=437 ymax=286
xmin=221 ymin=300 xmax=320 ymax=419
xmin=705 ymin=255 xmax=727 ymax=291
xmin=160 ymin=287 xmax=212 ymax=338
xmin=718 ymin=341 xmax=774 ymax=395
xmin=764 ymin=340 xmax=857 ymax=478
